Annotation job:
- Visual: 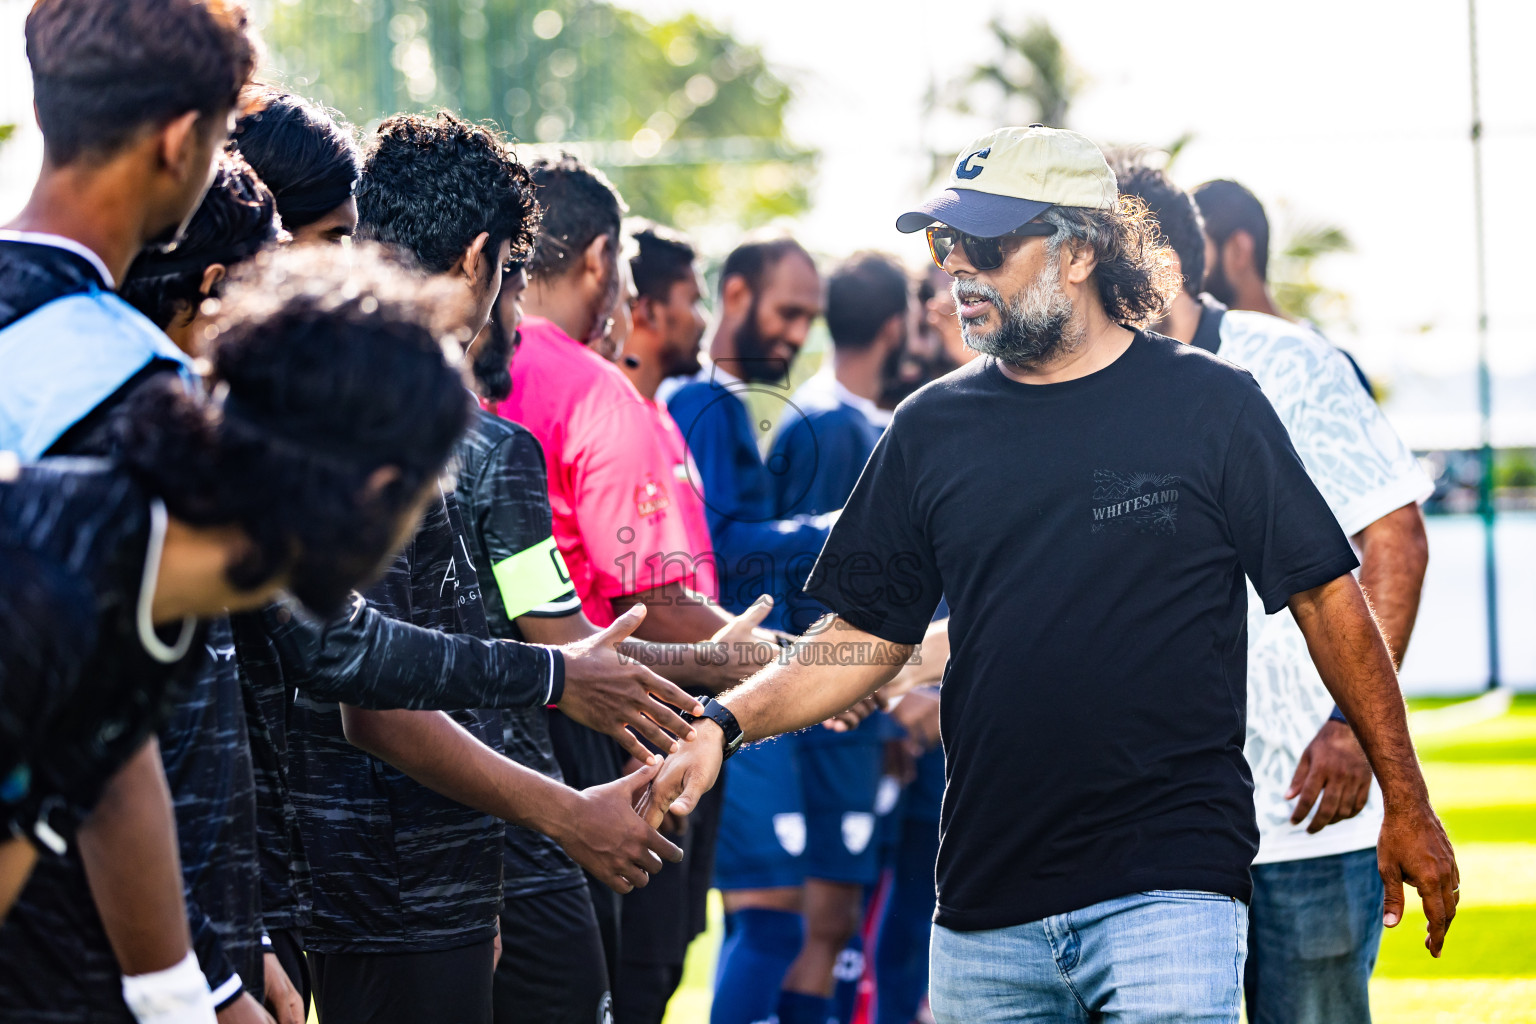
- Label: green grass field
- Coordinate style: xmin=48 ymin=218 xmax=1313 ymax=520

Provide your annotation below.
xmin=664 ymin=695 xmax=1536 ymax=1024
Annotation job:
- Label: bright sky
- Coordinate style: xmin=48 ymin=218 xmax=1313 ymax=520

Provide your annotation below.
xmin=2 ymin=0 xmax=1532 ymax=444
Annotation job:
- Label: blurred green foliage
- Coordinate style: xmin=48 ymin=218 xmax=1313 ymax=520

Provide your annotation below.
xmin=1269 ymin=216 xmax=1354 ymax=327
xmin=1492 ymin=448 xmax=1536 ymax=490
xmin=258 ymin=0 xmax=814 ymax=230
xmin=925 ymin=18 xmax=1081 ymax=183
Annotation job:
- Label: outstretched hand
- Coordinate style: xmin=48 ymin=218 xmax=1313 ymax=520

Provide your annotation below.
xmin=1378 ymin=799 xmax=1459 ymax=957
xmin=552 ymin=760 xmax=684 ymax=893
xmin=637 ymin=720 xmax=726 ymax=830
xmin=701 ymin=595 xmax=780 ymax=689
xmin=557 ymin=605 xmax=705 ymax=763
xmin=889 ymin=686 xmax=941 ymax=751
xmin=821 ymin=695 xmax=883 ymax=733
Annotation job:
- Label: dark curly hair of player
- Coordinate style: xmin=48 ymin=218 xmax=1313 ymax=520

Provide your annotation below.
xmin=113 ymin=244 xmax=473 ymax=616
xmin=231 ymin=85 xmax=359 ymax=230
xmin=356 ymin=111 xmax=539 ymax=276
xmin=120 ymin=149 xmax=279 ymax=330
xmin=1108 ymin=156 xmax=1207 ymax=300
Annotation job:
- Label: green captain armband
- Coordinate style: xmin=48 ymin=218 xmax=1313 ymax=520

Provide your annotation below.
xmin=492 ymin=536 xmax=575 ymax=620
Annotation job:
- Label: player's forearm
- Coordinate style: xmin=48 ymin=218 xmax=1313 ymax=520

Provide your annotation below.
xmin=884 ymin=618 xmax=949 ymax=698
xmin=338 ymin=706 xmax=574 ymax=835
xmin=722 ymin=616 xmax=909 ymax=742
xmin=1354 ymin=502 xmax=1429 ymax=668
xmin=77 ymin=739 xmax=193 ymax=975
xmin=1289 ymin=575 xmax=1427 ymax=809
xmin=0 ymin=837 xmax=37 ymax=923
xmin=618 ymin=638 xmax=717 ymax=688
xmin=611 ymin=582 xmax=732 ymax=643
xmin=268 ymin=598 xmax=558 ymax=711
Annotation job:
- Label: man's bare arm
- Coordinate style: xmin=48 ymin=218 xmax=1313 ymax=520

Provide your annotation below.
xmin=77 ymin=740 xmax=193 ymax=974
xmin=610 ymin=582 xmax=734 ymax=643
xmin=339 ymin=707 xmax=680 ymax=892
xmin=641 ymin=616 xmax=912 ymax=824
xmin=1289 ymin=574 xmax=1458 ymax=957
xmin=520 ymin=595 xmax=779 ymax=693
xmin=1354 ymin=502 xmax=1429 ymax=668
xmin=880 ymin=617 xmax=949 ymax=701
xmin=1289 ymin=502 xmax=1429 ymax=830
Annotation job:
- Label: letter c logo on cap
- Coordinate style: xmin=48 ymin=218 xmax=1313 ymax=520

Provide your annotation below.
xmin=955 ymin=147 xmax=990 ymax=180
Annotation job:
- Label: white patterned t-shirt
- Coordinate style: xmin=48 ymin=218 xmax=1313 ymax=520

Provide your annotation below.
xmin=1216 ymin=309 xmax=1433 ymax=864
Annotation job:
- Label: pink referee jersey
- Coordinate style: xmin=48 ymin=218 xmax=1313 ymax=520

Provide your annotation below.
xmin=497 ymin=316 xmax=716 ymax=627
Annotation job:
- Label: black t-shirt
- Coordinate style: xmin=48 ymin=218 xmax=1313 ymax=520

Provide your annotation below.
xmin=803 ymin=332 xmax=1358 ymax=931
xmin=0 ymin=462 xmax=220 ymax=1020
xmin=287 ymin=491 xmax=508 ymax=955
xmin=454 ymin=410 xmax=586 ymax=899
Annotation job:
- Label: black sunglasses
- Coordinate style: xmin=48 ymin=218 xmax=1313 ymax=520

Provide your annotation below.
xmin=925 ymin=222 xmax=1057 ymax=271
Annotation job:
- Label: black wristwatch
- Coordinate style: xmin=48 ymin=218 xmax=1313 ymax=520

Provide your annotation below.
xmin=687 ymin=697 xmax=745 ymax=760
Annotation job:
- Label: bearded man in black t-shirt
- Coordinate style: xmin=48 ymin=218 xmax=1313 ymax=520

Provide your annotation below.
xmin=643 ymin=126 xmax=1459 ymax=1024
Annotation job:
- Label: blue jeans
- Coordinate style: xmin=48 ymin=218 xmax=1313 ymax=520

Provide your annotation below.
xmin=1245 ymin=847 xmax=1384 ymax=1024
xmin=930 ymin=891 xmax=1247 ymax=1023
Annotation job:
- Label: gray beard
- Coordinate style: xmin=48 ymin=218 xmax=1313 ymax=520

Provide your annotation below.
xmin=956 ymin=262 xmax=1084 ymax=369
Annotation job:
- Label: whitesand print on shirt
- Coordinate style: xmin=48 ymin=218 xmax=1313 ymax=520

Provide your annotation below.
xmin=1217 ymin=309 xmax=1433 ymax=864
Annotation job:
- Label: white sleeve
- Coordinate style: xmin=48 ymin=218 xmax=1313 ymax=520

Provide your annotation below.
xmin=1254 ymin=326 xmax=1433 ymax=537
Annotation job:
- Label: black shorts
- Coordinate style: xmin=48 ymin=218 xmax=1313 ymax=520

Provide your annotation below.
xmin=310 ymin=937 xmax=494 ymax=1024
xmin=613 ymin=961 xmax=685 ymax=1024
xmin=494 ymin=885 xmax=612 ymax=1024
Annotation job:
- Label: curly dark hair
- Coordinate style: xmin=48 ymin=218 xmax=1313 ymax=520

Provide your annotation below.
xmin=114 ymin=244 xmax=473 ymax=616
xmin=356 ymin=112 xmax=539 ymax=276
xmin=1039 ymin=195 xmax=1182 ymax=328
xmin=1108 ymin=158 xmax=1206 ymax=299
xmin=527 ymin=152 xmax=626 ymax=280
xmin=231 ymin=85 xmax=359 ymax=230
xmin=120 ymin=149 xmax=278 ymax=329
xmin=26 ymin=0 xmax=259 ymax=165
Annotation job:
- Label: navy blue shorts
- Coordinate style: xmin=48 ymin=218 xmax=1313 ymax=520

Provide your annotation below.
xmin=713 ymin=730 xmax=886 ymax=892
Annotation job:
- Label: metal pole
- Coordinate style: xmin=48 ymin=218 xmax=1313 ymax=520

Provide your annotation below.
xmin=1468 ymin=0 xmax=1501 ymax=689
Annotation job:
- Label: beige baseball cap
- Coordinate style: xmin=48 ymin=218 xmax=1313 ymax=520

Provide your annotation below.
xmin=896 ymin=125 xmax=1117 ymax=236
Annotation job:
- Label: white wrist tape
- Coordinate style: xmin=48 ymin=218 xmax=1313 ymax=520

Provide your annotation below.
xmin=121 ymin=951 xmax=216 ymax=1024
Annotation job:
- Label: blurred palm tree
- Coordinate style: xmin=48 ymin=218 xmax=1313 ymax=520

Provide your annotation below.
xmin=1269 ymin=214 xmax=1354 ymax=327
xmin=968 ymin=18 xmax=1079 ymax=127
xmin=927 ymin=18 xmax=1082 ymax=181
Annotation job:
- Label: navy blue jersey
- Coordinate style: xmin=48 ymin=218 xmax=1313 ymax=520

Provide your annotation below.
xmin=288 ymin=491 xmax=507 ymax=954
xmin=767 ymin=374 xmax=885 ymax=635
xmin=662 ymin=372 xmax=829 ymax=618
xmin=455 ymin=411 xmax=586 ymax=899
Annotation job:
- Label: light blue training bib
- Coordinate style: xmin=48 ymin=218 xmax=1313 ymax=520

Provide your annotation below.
xmin=0 ymin=286 xmax=196 ymax=460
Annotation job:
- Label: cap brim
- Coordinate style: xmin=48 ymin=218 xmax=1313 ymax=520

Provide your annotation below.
xmin=895 ymin=190 xmax=1053 ymax=236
